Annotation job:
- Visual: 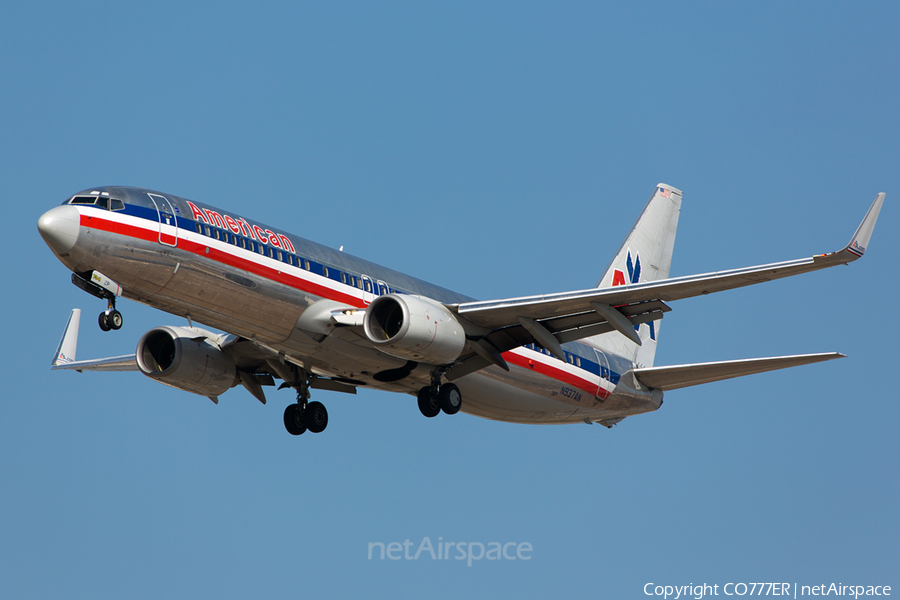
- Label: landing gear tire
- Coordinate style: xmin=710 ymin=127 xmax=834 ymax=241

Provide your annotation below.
xmin=439 ymin=383 xmax=462 ymax=415
xmin=98 ymin=312 xmax=111 ymax=331
xmin=417 ymin=387 xmax=440 ymax=418
xmin=98 ymin=309 xmax=122 ymax=331
xmin=283 ymin=404 xmax=307 ymax=436
xmin=304 ymin=401 xmax=328 ymax=433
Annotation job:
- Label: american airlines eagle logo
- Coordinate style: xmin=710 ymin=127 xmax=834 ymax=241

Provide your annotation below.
xmin=611 ymin=249 xmax=641 ymax=287
xmin=612 ymin=250 xmax=656 ymax=341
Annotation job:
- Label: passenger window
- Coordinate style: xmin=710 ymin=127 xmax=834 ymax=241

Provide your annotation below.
xmin=576 ymin=357 xmax=581 ymax=367
xmin=196 ymin=223 xmax=203 ymax=234
xmin=356 ymin=278 xmax=363 ymax=289
xmin=304 ymin=260 xmax=310 ymax=270
xmin=322 ymin=266 xmax=329 ymax=277
xmin=213 ymin=229 xmax=221 ymax=240
xmin=364 ymin=280 xmax=372 ymax=293
xmin=340 ymin=272 xmax=347 ymax=284
xmin=204 ymin=225 xmax=211 ymax=236
xmin=258 ymin=244 xmax=265 ymax=255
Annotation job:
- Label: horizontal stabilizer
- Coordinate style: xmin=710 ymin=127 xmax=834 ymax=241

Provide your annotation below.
xmin=632 ymin=352 xmax=845 ymax=391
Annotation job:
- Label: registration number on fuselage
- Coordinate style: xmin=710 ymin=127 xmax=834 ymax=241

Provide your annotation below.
xmin=560 ymin=386 xmax=583 ymax=402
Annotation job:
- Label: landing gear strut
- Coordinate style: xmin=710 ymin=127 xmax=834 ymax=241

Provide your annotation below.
xmin=281 ymin=367 xmax=329 ymax=436
xmin=417 ymin=368 xmax=462 ymax=418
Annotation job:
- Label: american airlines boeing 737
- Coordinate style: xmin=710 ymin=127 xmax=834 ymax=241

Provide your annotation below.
xmin=38 ymin=185 xmax=883 ymax=436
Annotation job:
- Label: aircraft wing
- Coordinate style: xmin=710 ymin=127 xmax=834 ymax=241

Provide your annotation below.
xmin=629 ymin=352 xmax=844 ymax=391
xmin=52 ymin=354 xmax=138 ymax=372
xmin=49 ymin=309 xmax=358 ymax=404
xmin=451 ymin=194 xmax=883 ymax=354
xmin=50 ymin=308 xmax=139 ymax=372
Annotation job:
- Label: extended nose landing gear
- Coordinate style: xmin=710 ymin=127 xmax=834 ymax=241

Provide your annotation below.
xmin=72 ymin=271 xmax=124 ymax=332
xmin=281 ymin=368 xmax=329 ymax=436
xmin=98 ymin=298 xmax=123 ymax=332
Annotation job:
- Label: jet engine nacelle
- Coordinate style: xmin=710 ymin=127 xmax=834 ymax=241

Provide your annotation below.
xmin=136 ymin=326 xmax=238 ymax=397
xmin=363 ymin=294 xmax=466 ymax=365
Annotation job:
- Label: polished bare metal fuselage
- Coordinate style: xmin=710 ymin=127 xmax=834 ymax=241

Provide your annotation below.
xmin=43 ymin=186 xmax=658 ymax=425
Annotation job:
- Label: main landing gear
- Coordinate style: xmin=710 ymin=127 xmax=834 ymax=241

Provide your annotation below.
xmin=282 ymin=369 xmax=329 ymax=436
xmin=283 ymin=401 xmax=328 ymax=435
xmin=417 ymin=368 xmax=462 ymax=418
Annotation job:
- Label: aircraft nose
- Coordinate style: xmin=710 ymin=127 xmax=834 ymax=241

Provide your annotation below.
xmin=38 ymin=205 xmax=80 ymax=255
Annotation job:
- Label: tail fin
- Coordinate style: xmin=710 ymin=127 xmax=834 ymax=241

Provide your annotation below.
xmin=588 ymin=184 xmax=682 ymax=366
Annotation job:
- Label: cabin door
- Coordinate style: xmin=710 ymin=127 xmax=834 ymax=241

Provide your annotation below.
xmin=147 ymin=193 xmax=178 ymax=247
xmin=592 ymin=347 xmax=611 ymax=400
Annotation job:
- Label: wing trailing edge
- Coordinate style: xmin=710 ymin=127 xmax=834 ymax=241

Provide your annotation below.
xmin=631 ymin=352 xmax=845 ymax=392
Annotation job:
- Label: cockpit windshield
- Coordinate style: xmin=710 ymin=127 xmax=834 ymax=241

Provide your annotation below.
xmin=65 ymin=193 xmax=125 ymax=211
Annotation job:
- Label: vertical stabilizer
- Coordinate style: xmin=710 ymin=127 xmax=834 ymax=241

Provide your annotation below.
xmin=588 ymin=184 xmax=682 ymax=367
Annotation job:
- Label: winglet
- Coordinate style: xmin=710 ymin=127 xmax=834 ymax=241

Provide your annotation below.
xmin=844 ymin=193 xmax=884 ymax=259
xmin=52 ymin=309 xmax=81 ymax=367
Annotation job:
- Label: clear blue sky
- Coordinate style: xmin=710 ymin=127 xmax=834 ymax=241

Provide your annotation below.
xmin=3 ymin=2 xmax=897 ymax=598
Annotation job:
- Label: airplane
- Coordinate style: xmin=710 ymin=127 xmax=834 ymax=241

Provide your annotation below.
xmin=38 ymin=184 xmax=884 ymax=435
